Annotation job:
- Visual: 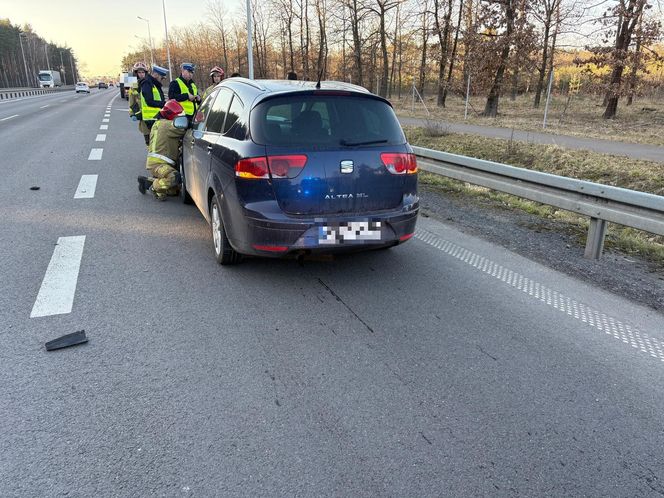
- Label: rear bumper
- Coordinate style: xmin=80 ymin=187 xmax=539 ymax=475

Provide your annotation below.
xmin=231 ymin=206 xmax=419 ymax=257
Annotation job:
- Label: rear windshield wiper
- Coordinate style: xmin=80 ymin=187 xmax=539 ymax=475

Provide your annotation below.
xmin=339 ymin=139 xmax=388 ymax=147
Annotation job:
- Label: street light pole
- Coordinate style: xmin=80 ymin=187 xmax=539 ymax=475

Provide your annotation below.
xmin=18 ymin=32 xmax=30 ymax=87
xmin=161 ymin=0 xmax=173 ymax=80
xmin=137 ymin=16 xmax=155 ymax=67
xmin=246 ymin=0 xmax=254 ymax=79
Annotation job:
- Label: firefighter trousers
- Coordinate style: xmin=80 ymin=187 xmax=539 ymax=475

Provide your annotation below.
xmin=148 ymin=163 xmax=180 ymax=198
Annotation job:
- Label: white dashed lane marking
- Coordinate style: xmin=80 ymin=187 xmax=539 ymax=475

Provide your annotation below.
xmin=102 ymin=118 xmax=109 ymax=123
xmin=74 ymin=175 xmax=98 ymax=199
xmin=415 ymin=229 xmax=664 ymax=363
xmin=30 ymin=236 xmax=86 ymax=318
xmin=0 ymin=114 xmax=18 ymax=121
xmin=95 ymin=134 xmax=106 ymax=142
xmin=40 ymin=104 xmax=50 ymax=109
xmin=99 ymin=124 xmax=108 ymax=130
xmin=88 ymin=148 xmax=103 ymax=160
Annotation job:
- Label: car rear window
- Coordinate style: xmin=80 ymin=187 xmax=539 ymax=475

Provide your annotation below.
xmin=251 ymin=94 xmax=405 ymax=147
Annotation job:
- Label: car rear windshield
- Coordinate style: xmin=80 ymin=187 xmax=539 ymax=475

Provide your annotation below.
xmin=251 ymin=94 xmax=405 ymax=147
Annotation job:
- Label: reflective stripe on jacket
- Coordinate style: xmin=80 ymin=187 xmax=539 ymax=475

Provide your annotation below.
xmin=176 ymin=77 xmax=198 ymax=116
xmin=145 ymin=119 xmax=187 ymax=170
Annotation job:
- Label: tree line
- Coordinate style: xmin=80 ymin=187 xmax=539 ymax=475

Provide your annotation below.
xmin=123 ymin=0 xmax=662 ymax=119
xmin=0 ymin=19 xmax=80 ymax=88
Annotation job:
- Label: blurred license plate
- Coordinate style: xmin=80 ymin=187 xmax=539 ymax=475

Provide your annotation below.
xmin=318 ymin=220 xmax=382 ymax=245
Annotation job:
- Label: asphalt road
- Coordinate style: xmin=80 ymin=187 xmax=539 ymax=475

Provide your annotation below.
xmin=398 ymin=116 xmax=664 ymax=163
xmin=1 ymin=90 xmax=664 ymax=497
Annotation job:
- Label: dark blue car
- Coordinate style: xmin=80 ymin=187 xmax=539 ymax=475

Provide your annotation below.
xmin=180 ymin=78 xmax=419 ymax=264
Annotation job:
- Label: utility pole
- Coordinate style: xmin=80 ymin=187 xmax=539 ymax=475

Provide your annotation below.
xmin=69 ymin=51 xmax=76 ymax=83
xmin=44 ymin=43 xmax=51 ymax=70
xmin=60 ymin=50 xmax=66 ymax=84
xmin=246 ymin=0 xmax=254 ymax=79
xmin=18 ymin=32 xmax=30 ymax=87
xmin=162 ymin=0 xmax=173 ymax=80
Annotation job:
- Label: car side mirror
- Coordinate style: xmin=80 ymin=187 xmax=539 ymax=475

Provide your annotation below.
xmin=173 ymin=116 xmax=189 ymax=129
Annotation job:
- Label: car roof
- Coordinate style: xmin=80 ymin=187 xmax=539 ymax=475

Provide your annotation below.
xmin=219 ymin=78 xmax=389 ymax=108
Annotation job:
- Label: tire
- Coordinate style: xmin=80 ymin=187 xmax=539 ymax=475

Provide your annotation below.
xmin=210 ymin=197 xmax=241 ymax=265
xmin=179 ymin=156 xmax=193 ymax=205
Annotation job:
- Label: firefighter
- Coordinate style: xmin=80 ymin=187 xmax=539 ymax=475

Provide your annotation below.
xmin=140 ymin=65 xmax=168 ymax=131
xmin=202 ymin=66 xmax=225 ymax=101
xmin=168 ymin=62 xmax=200 ymax=124
xmin=137 ymin=99 xmax=187 ymax=201
xmin=130 ymin=61 xmax=150 ymax=145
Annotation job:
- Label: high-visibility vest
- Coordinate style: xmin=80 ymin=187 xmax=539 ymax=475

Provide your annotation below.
xmin=141 ymin=85 xmax=163 ymax=122
xmin=176 ymin=77 xmax=198 ymax=116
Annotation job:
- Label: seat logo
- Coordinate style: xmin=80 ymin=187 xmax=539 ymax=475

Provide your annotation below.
xmin=340 ymin=160 xmax=354 ymax=173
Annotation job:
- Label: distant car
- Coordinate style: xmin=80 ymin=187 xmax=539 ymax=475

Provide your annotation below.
xmin=98 ymin=82 xmax=108 ymax=89
xmin=75 ymin=82 xmax=90 ymax=94
xmin=109 ymin=82 xmax=114 ymax=87
xmin=180 ymin=79 xmax=419 ymax=265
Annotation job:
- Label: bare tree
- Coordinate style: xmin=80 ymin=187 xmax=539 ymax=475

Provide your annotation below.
xmin=482 ymin=0 xmax=517 ymax=117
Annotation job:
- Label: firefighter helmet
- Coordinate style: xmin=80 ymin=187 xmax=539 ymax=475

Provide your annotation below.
xmin=160 ymin=99 xmax=184 ymax=120
xmin=132 ymin=61 xmax=148 ymax=74
xmin=209 ymin=66 xmax=225 ymax=79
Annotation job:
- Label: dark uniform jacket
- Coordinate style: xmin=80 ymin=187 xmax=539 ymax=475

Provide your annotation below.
xmin=168 ymin=76 xmax=197 ymax=102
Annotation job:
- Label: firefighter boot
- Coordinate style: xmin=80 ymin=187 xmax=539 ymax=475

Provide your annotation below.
xmin=137 ymin=176 xmax=153 ymax=195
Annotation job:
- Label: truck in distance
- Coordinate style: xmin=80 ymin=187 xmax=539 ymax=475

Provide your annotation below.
xmin=38 ymin=70 xmax=62 ymax=88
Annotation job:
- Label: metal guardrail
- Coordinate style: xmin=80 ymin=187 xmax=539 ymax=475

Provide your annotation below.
xmin=413 ymin=145 xmax=664 ymax=259
xmin=0 ymin=86 xmax=73 ymax=100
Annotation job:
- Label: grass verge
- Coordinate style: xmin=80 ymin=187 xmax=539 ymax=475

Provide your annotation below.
xmin=408 ymin=128 xmax=664 ymax=268
xmin=394 ymin=94 xmax=664 ymax=146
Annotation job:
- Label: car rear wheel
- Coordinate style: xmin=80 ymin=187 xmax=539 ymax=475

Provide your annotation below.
xmin=210 ymin=197 xmax=241 ymax=265
xmin=179 ymin=156 xmax=193 ymax=205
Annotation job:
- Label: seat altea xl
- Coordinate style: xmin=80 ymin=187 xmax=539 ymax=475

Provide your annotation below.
xmin=180 ymin=78 xmax=419 ymax=265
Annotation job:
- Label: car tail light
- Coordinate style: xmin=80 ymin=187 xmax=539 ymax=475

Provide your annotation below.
xmin=267 ymin=155 xmax=307 ymax=179
xmin=235 ymin=157 xmax=269 ymax=179
xmin=381 ymin=153 xmax=418 ymax=175
xmin=399 ymin=233 xmax=415 ymax=241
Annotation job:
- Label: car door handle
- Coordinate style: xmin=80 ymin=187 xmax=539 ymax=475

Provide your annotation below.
xmin=190 ymin=139 xmax=195 ymax=145
xmin=207 ymin=145 xmax=213 ymax=153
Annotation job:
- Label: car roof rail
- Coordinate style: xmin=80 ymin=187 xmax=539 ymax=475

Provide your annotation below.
xmin=229 ymin=78 xmax=266 ymax=91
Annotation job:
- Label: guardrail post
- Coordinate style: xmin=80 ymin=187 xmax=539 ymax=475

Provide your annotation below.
xmin=584 ymin=217 xmax=607 ymax=260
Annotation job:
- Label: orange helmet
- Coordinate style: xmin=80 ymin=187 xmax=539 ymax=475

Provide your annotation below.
xmin=132 ymin=61 xmax=148 ymax=74
xmin=160 ymin=99 xmax=184 ymax=120
xmin=209 ymin=66 xmax=225 ymax=79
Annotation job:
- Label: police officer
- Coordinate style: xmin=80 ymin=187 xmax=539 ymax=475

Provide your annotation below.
xmin=137 ymin=99 xmax=187 ymax=201
xmin=141 ymin=65 xmax=168 ymax=131
xmin=202 ymin=66 xmax=225 ymax=101
xmin=168 ymin=62 xmax=200 ymax=123
xmin=130 ymin=61 xmax=150 ymax=145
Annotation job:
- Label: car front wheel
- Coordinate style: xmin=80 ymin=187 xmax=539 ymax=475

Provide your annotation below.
xmin=210 ymin=197 xmax=240 ymax=265
xmin=179 ymin=156 xmax=193 ymax=205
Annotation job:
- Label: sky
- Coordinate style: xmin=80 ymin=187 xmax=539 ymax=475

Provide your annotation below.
xmin=0 ymin=0 xmax=244 ymax=77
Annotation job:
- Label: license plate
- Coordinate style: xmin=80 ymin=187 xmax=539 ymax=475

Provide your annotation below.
xmin=318 ymin=220 xmax=382 ymax=245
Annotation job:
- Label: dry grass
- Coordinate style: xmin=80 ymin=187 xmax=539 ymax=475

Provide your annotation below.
xmin=394 ymin=92 xmax=664 ymax=146
xmin=408 ymin=128 xmax=664 ymax=266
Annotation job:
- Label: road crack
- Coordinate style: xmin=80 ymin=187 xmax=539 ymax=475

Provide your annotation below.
xmin=317 ymin=278 xmax=375 ymax=333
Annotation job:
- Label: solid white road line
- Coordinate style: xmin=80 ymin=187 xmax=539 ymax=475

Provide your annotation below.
xmin=30 ymin=236 xmax=86 ymax=318
xmin=74 ymin=175 xmax=98 ymax=199
xmin=0 ymin=114 xmax=19 ymax=121
xmin=99 ymin=124 xmax=108 ymax=130
xmin=40 ymin=104 xmax=50 ymax=109
xmin=88 ymin=148 xmax=103 ymax=160
xmin=95 ymin=134 xmax=106 ymax=142
xmin=102 ymin=118 xmax=109 ymax=122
